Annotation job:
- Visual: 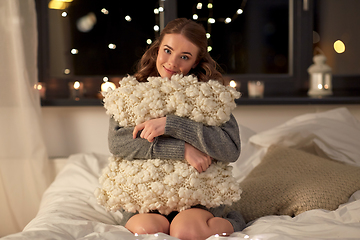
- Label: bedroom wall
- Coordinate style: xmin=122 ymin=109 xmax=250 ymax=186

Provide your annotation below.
xmin=41 ymin=104 xmax=360 ymax=158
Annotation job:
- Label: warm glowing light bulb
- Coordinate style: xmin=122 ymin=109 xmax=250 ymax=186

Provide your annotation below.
xmin=64 ymin=69 xmax=70 ymax=74
xmin=208 ymin=18 xmax=215 ymax=24
xmin=206 ymin=33 xmax=211 ymax=39
xmin=230 ymin=80 xmax=237 ymax=88
xmin=146 ymin=39 xmax=152 ymax=45
xmin=61 ymin=12 xmax=67 ymax=17
xmin=237 ymin=9 xmax=243 ymax=14
xmin=207 ymin=46 xmax=212 ymax=52
xmin=334 ymin=40 xmax=345 ymax=53
xmin=207 ymin=3 xmax=213 ymax=8
xmin=125 ymin=15 xmax=131 ymax=22
xmin=48 ymin=0 xmax=69 ymax=10
xmin=154 ymin=25 xmax=160 ymax=32
xmin=108 ymin=43 xmax=116 ymax=49
xmin=193 ymin=14 xmax=198 ymax=20
xmin=225 ymin=17 xmax=232 ymax=24
xmin=101 ymin=8 xmax=109 ymax=14
xmin=317 ymin=84 xmax=323 ymax=89
xmin=71 ymin=49 xmax=78 ymax=54
xmin=197 ymin=3 xmax=203 ymax=9
xmin=158 ymin=7 xmax=164 ymax=12
xmin=76 ymin=12 xmax=97 ymax=32
xmin=154 ymin=8 xmax=159 ymax=14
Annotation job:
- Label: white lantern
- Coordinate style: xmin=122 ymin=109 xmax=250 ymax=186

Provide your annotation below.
xmin=307 ymin=55 xmax=333 ymax=97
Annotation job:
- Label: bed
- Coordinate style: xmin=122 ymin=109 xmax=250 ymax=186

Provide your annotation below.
xmin=3 ymin=107 xmax=360 ymax=240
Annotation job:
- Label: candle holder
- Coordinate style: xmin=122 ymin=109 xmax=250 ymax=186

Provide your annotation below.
xmin=69 ymin=81 xmax=84 ymax=100
xmin=307 ymin=54 xmax=333 ymax=97
xmin=248 ymin=81 xmax=264 ymax=98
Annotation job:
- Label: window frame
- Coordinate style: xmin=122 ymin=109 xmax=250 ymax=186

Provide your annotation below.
xmin=36 ymin=0 xmax=360 ymax=106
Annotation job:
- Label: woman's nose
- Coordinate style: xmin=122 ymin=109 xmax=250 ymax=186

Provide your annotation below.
xmin=168 ymin=55 xmax=178 ymax=67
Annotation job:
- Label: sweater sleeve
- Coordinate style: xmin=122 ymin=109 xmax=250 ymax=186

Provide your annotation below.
xmin=108 ymin=117 xmax=185 ymax=160
xmin=164 ymin=114 xmax=241 ymax=163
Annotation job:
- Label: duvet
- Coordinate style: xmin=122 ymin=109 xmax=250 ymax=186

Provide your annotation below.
xmin=3 ymin=107 xmax=360 ymax=240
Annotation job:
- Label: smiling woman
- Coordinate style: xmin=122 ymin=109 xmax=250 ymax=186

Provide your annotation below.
xmin=134 ymin=18 xmax=224 ymax=83
xmin=156 ymin=34 xmax=199 ymax=79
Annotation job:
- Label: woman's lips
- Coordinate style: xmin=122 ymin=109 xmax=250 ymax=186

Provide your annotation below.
xmin=164 ymin=66 xmax=177 ymax=75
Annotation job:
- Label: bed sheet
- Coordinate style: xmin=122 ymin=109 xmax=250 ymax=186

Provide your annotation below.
xmin=3 ymin=107 xmax=360 ymax=240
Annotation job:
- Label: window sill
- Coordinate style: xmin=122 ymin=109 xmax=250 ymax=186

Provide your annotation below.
xmin=41 ymin=98 xmax=103 ymax=107
xmin=41 ymin=92 xmax=360 ymax=107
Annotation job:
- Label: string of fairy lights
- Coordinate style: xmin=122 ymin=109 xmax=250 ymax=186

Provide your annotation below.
xmin=50 ymin=0 xmax=247 ymax=53
xmin=48 ymin=0 xmax=247 ymax=87
xmin=191 ymin=0 xmax=248 ymax=52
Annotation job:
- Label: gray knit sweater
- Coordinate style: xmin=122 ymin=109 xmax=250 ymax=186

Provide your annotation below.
xmin=108 ymin=114 xmax=241 ymax=162
xmin=108 ymin=114 xmax=245 ymax=231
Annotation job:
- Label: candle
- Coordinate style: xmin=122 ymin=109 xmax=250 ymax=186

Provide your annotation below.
xmin=69 ymin=81 xmax=84 ymax=100
xmin=101 ymin=81 xmax=116 ymax=92
xmin=34 ymin=82 xmax=46 ymax=99
xmin=247 ymin=81 xmax=264 ymax=98
xmin=74 ymin=81 xmax=80 ymax=90
xmin=229 ymin=80 xmax=241 ymax=92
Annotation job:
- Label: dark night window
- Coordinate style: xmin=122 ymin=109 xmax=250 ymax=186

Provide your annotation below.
xmin=36 ymin=0 xmax=360 ymax=105
xmin=177 ymin=0 xmax=289 ymax=75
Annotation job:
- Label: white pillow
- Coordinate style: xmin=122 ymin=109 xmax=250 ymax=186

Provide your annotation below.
xmin=231 ymin=107 xmax=360 ymax=182
xmin=249 ymin=107 xmax=360 ymax=166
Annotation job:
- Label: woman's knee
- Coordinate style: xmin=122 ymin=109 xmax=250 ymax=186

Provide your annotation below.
xmin=170 ymin=208 xmax=235 ymax=240
xmin=169 ymin=208 xmax=214 ymax=240
xmin=125 ymin=213 xmax=170 ymax=235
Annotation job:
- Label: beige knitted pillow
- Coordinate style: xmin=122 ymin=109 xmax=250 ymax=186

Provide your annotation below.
xmin=234 ymin=145 xmax=360 ymax=223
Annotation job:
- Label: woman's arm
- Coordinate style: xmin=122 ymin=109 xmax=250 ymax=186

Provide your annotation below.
xmin=164 ymin=114 xmax=241 ymax=163
xmin=108 ymin=117 xmax=185 ymax=160
xmin=109 ymin=113 xmax=241 ymax=163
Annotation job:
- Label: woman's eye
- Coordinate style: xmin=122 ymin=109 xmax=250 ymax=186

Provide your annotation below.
xmin=181 ymin=55 xmax=189 ymax=60
xmin=164 ymin=49 xmax=171 ymax=54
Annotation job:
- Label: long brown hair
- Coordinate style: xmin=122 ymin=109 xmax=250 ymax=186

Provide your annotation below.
xmin=134 ymin=18 xmax=224 ymax=84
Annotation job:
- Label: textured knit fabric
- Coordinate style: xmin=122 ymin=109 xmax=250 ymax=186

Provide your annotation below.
xmin=108 ymin=114 xmax=241 ymax=162
xmin=234 ymin=144 xmax=360 ymax=223
xmin=108 ymin=113 xmax=244 ymax=231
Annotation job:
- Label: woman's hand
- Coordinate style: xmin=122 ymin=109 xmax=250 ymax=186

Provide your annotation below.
xmin=184 ymin=143 xmax=212 ymax=173
xmin=133 ymin=117 xmax=166 ymax=142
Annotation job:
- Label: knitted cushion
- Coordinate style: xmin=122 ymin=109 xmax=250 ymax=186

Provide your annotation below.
xmin=96 ymin=74 xmax=242 ymax=215
xmin=233 ymin=145 xmax=360 ymax=223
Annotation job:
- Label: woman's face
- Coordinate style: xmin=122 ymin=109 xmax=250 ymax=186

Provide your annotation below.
xmin=156 ymin=33 xmax=199 ymax=79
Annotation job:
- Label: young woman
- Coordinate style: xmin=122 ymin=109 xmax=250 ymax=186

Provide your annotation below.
xmin=108 ymin=18 xmax=245 ymax=239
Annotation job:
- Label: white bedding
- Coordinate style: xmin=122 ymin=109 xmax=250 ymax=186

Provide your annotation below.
xmin=4 ymin=107 xmax=360 ymax=240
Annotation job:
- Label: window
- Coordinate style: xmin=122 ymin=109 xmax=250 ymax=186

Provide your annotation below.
xmin=37 ymin=0 xmax=160 ymax=99
xmin=178 ymin=0 xmax=290 ymax=75
xmin=36 ymin=0 xmax=359 ymax=105
xmin=175 ymin=0 xmax=302 ymax=96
